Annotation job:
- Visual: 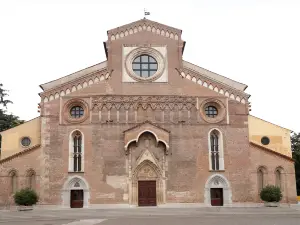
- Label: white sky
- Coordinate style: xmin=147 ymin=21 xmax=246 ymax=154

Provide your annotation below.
xmin=0 ymin=0 xmax=299 ymax=132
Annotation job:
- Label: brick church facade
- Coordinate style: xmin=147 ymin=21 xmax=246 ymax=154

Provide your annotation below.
xmin=0 ymin=19 xmax=297 ymax=208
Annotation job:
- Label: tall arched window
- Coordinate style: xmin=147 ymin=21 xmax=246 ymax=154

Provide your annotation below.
xmin=27 ymin=170 xmax=36 ymax=190
xmin=275 ymin=167 xmax=283 ymax=190
xmin=208 ymin=129 xmax=224 ymax=171
xmin=69 ymin=130 xmax=84 ymax=172
xmin=257 ymin=167 xmax=266 ymax=192
xmin=9 ymin=170 xmax=18 ymax=194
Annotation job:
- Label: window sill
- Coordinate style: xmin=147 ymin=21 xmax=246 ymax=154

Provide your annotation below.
xmin=209 ymin=170 xmax=225 ymax=172
xmin=68 ymin=171 xmax=84 ymax=174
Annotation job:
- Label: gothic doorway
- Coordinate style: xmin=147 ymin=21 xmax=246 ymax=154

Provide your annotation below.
xmin=70 ymin=190 xmax=84 ymax=208
xmin=62 ymin=176 xmax=90 ymax=208
xmin=138 ymin=180 xmax=157 ymax=206
xmin=204 ymin=174 xmax=232 ymax=206
xmin=210 ymin=188 xmax=223 ymax=206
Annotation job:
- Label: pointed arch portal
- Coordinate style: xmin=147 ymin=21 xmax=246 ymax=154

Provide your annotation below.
xmin=204 ymin=174 xmax=232 ymax=206
xmin=125 ymin=123 xmax=168 ymax=206
xmin=62 ymin=176 xmax=90 ymax=208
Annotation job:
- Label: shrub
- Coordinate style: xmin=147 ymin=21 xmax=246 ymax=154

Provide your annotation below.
xmin=14 ymin=188 xmax=39 ymax=206
xmin=260 ymin=185 xmax=282 ymax=202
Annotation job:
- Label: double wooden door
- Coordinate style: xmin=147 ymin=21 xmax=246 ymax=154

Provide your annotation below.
xmin=70 ymin=190 xmax=84 ymax=208
xmin=138 ymin=180 xmax=157 ymax=206
xmin=210 ymin=188 xmax=223 ymax=206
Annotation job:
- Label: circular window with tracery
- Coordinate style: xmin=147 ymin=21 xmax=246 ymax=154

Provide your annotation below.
xmin=132 ymin=54 xmax=158 ymax=78
xmin=21 ymin=137 xmax=31 ymax=147
xmin=70 ymin=106 xmax=84 ymax=118
xmin=205 ymin=106 xmax=218 ymax=118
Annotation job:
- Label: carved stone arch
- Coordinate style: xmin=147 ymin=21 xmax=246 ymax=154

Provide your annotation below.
xmin=130 ymin=159 xmax=165 ymax=206
xmin=124 ymin=121 xmax=170 ymax=155
xmin=62 ymin=175 xmax=90 ymax=208
xmin=204 ymin=174 xmax=232 ymax=206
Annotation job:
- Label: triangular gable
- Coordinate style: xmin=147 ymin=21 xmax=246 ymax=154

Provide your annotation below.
xmin=178 ymin=61 xmax=249 ymax=104
xmin=40 ymin=61 xmax=107 ymax=91
xmin=40 ymin=62 xmax=111 ymax=103
xmin=107 ymin=18 xmax=182 ymax=42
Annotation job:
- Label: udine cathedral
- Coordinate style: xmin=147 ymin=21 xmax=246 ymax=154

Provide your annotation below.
xmin=0 ymin=18 xmax=297 ymax=208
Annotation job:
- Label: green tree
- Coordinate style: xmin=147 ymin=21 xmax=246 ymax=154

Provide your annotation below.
xmin=291 ymin=131 xmax=300 ymax=195
xmin=0 ymin=83 xmax=24 ymax=133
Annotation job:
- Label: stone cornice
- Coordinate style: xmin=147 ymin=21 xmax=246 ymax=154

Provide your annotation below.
xmin=176 ymin=66 xmax=249 ymax=104
xmin=108 ymin=18 xmax=181 ymax=42
xmin=41 ymin=68 xmax=112 ymax=103
xmin=250 ymin=142 xmax=294 ymax=162
xmin=0 ymin=144 xmax=41 ymax=165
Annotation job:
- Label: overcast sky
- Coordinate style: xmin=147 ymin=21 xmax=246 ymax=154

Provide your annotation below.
xmin=0 ymin=0 xmax=299 ymax=132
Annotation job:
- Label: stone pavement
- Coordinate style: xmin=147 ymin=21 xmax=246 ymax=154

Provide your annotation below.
xmin=1 ymin=207 xmax=300 ymax=225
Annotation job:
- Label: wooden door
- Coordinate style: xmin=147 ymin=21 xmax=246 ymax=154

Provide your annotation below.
xmin=138 ymin=180 xmax=157 ymax=206
xmin=70 ymin=190 xmax=84 ymax=208
xmin=210 ymin=188 xmax=223 ymax=206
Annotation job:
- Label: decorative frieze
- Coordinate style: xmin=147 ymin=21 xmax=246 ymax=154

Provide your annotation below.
xmin=92 ymin=95 xmax=197 ymax=112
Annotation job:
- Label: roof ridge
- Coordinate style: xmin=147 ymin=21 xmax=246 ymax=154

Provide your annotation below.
xmin=250 ymin=142 xmax=293 ymax=162
xmin=0 ymin=144 xmax=41 ymax=165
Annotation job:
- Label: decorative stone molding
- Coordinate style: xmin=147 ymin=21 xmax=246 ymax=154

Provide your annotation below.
xmin=123 ymin=121 xmax=170 ymax=154
xmin=41 ymin=68 xmax=112 ymax=104
xmin=177 ymin=67 xmax=249 ymax=104
xmin=62 ymin=175 xmax=90 ymax=208
xmin=199 ymin=98 xmax=226 ymax=124
xmin=63 ymin=99 xmax=90 ymax=124
xmin=204 ymin=174 xmax=232 ymax=206
xmin=92 ymin=95 xmax=197 ymax=112
xmin=109 ymin=19 xmax=180 ymax=42
xmin=125 ymin=47 xmax=166 ymax=82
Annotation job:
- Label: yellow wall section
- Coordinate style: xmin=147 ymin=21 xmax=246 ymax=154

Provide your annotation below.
xmin=0 ymin=117 xmax=41 ymax=159
xmin=248 ymin=115 xmax=292 ymax=157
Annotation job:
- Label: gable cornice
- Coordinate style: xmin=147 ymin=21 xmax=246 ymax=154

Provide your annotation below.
xmin=0 ymin=144 xmax=41 ymax=165
xmin=40 ymin=68 xmax=113 ymax=103
xmin=176 ymin=63 xmax=250 ymax=104
xmin=250 ymin=142 xmax=294 ymax=162
xmin=108 ymin=19 xmax=181 ymax=42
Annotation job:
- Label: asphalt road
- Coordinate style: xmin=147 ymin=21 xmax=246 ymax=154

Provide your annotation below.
xmin=1 ymin=207 xmax=300 ymax=225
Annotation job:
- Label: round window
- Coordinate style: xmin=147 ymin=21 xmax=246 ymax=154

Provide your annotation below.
xmin=132 ymin=54 xmax=158 ymax=78
xmin=261 ymin=136 xmax=270 ymax=145
xmin=21 ymin=137 xmax=31 ymax=147
xmin=205 ymin=106 xmax=218 ymax=118
xmin=70 ymin=106 xmax=84 ymax=118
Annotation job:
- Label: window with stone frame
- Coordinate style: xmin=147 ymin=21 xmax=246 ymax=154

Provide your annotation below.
xmin=208 ymin=129 xmax=224 ymax=171
xmin=69 ymin=130 xmax=83 ymax=172
xmin=275 ymin=168 xmax=283 ymax=190
xmin=257 ymin=167 xmax=266 ymax=192
xmin=210 ymin=131 xmax=220 ymax=170
xmin=27 ymin=170 xmax=36 ymax=190
xmin=10 ymin=171 xmax=17 ymax=194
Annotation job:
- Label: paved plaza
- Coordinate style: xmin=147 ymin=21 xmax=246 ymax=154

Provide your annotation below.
xmin=1 ymin=206 xmax=300 ymax=225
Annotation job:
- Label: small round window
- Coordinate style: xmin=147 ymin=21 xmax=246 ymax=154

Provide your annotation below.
xmin=205 ymin=106 xmax=218 ymax=118
xmin=132 ymin=54 xmax=158 ymax=78
xmin=70 ymin=106 xmax=84 ymax=118
xmin=21 ymin=137 xmax=31 ymax=147
xmin=261 ymin=136 xmax=270 ymax=145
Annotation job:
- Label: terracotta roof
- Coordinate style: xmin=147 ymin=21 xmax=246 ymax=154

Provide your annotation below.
xmin=0 ymin=144 xmax=41 ymax=165
xmin=250 ymin=142 xmax=294 ymax=162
